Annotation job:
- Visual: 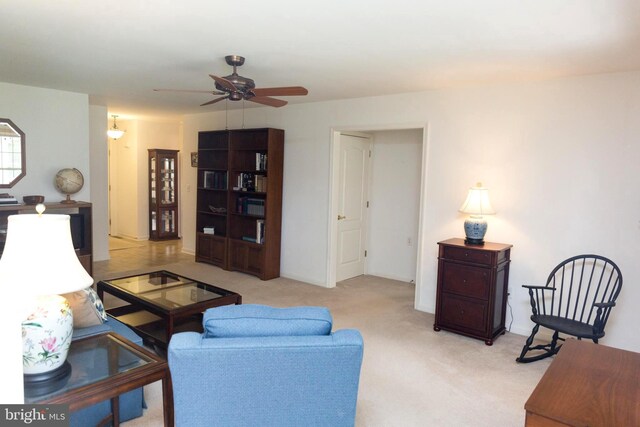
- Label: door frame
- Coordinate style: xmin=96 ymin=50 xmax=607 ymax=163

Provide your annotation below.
xmin=326 ymin=123 xmax=430 ymax=309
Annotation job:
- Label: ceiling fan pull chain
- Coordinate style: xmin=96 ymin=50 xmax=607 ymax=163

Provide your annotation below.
xmin=225 ymin=99 xmax=229 ymax=130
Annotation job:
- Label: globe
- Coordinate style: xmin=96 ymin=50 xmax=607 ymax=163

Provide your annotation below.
xmin=55 ymin=168 xmax=84 ymax=203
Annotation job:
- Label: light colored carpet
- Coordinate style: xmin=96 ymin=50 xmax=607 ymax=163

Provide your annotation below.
xmin=101 ymin=262 xmax=551 ymax=427
xmin=108 ymin=236 xmax=145 ymax=251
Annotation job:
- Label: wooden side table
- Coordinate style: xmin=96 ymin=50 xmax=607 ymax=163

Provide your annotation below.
xmin=25 ymin=332 xmax=173 ymax=427
xmin=434 ymin=238 xmax=512 ymax=345
xmin=525 ymin=339 xmax=640 ymax=426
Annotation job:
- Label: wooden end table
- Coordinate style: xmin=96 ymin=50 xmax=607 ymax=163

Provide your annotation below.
xmin=25 ymin=331 xmax=173 ymax=427
xmin=98 ymin=270 xmax=242 ymax=349
xmin=525 ymin=339 xmax=640 ymax=426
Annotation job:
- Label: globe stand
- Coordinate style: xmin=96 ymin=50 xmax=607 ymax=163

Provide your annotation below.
xmin=61 ymin=194 xmax=77 ymax=204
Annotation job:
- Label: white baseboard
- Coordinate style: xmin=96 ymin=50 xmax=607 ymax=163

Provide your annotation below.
xmin=365 ymin=270 xmax=415 ymax=283
xmin=280 ymin=272 xmax=329 ymax=288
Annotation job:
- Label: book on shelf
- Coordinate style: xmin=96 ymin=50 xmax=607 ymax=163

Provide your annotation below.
xmin=235 ymin=172 xmax=267 ymax=192
xmin=255 ymin=153 xmax=267 ymax=171
xmin=204 ymin=171 xmax=227 ymax=189
xmin=0 ymin=193 xmax=18 ymax=205
xmin=236 ymin=197 xmax=265 ymax=216
xmin=255 ymin=175 xmax=267 ymax=193
xmin=256 ymin=219 xmax=265 ymax=244
xmin=203 ymin=227 xmax=215 ymax=235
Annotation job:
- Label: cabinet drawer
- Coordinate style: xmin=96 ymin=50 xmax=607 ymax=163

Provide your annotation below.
xmin=442 ymin=245 xmax=492 ymax=265
xmin=440 ymin=294 xmax=487 ymax=334
xmin=442 ymin=262 xmax=490 ymax=299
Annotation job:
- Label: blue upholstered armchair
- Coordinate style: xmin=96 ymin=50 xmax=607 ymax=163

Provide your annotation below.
xmin=168 ymin=304 xmax=364 ymax=427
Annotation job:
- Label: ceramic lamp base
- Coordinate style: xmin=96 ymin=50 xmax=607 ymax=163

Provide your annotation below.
xmin=463 ymin=216 xmax=488 ymax=245
xmin=22 ymin=295 xmax=74 ymax=376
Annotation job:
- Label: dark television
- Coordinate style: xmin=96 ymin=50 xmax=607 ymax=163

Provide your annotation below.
xmin=69 ymin=213 xmax=85 ymax=250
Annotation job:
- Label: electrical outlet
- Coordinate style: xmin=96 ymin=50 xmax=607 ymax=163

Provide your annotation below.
xmin=407 ymin=237 xmax=412 ymax=246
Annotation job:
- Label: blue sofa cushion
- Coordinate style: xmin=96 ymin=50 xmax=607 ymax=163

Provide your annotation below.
xmin=203 ymin=304 xmax=333 ymax=338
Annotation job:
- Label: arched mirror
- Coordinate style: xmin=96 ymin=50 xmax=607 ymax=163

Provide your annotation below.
xmin=0 ymin=118 xmax=26 ymax=188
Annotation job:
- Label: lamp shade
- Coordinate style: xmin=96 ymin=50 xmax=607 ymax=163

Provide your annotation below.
xmin=459 ymin=182 xmax=496 ymax=216
xmin=0 ymin=214 xmax=93 ymax=297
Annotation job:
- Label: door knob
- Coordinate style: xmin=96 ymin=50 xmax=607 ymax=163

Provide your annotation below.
xmin=337 ymin=215 xmax=346 ymax=220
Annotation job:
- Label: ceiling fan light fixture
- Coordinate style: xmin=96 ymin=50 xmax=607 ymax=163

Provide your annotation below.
xmin=107 ymin=115 xmax=125 ymax=140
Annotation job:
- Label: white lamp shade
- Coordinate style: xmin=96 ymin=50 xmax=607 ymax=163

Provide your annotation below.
xmin=0 ymin=214 xmax=93 ymax=297
xmin=459 ymin=183 xmax=496 ymax=216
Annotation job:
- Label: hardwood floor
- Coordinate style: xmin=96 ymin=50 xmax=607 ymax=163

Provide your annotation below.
xmin=93 ymin=237 xmax=193 ymax=281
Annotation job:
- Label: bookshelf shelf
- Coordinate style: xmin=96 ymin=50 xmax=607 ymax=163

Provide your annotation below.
xmin=195 ymin=128 xmax=283 ymax=280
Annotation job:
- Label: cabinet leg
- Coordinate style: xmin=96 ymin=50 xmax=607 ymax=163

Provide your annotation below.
xmin=433 ymin=325 xmax=441 ymax=332
xmin=485 ymin=339 xmax=493 ymax=346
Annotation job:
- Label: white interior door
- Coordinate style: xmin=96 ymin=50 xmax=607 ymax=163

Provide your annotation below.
xmin=336 ymin=133 xmax=371 ymax=281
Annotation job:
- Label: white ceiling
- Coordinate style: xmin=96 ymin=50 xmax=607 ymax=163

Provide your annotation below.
xmin=2 ymin=0 xmax=640 ymax=119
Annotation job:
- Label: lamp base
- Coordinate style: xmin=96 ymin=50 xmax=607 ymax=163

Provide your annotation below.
xmin=463 ymin=216 xmax=488 ymax=245
xmin=464 ymin=237 xmax=485 ymax=245
xmin=24 ymin=361 xmax=72 ymax=397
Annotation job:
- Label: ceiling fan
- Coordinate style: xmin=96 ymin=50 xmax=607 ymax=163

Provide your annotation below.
xmin=154 ymin=55 xmax=308 ymax=107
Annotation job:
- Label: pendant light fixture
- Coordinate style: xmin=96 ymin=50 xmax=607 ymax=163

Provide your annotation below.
xmin=107 ymin=114 xmax=125 ymax=140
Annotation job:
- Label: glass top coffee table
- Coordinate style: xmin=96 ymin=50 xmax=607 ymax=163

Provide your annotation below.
xmin=97 ymin=270 xmax=242 ymax=349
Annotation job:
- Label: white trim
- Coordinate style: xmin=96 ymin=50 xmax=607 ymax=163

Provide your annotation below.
xmin=413 ymin=123 xmax=430 ymax=310
xmin=327 ymin=122 xmax=430 ymax=312
xmin=282 ymin=273 xmax=331 ymax=288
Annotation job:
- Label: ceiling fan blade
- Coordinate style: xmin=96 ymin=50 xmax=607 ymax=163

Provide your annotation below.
xmin=209 ymin=74 xmax=237 ymax=92
xmin=200 ymin=96 xmax=228 ymax=107
xmin=251 ymin=86 xmax=308 ymax=97
xmin=247 ymin=96 xmax=288 ymax=108
xmin=154 ymin=88 xmax=226 ymax=95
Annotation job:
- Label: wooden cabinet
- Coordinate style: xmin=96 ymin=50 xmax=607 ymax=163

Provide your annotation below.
xmin=196 ymin=128 xmax=283 ymax=280
xmin=148 ymin=149 xmax=179 ymax=240
xmin=434 ymin=238 xmax=512 ymax=345
xmin=0 ymin=202 xmax=93 ymax=275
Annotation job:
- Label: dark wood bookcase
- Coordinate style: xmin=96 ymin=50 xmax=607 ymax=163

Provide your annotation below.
xmin=196 ymin=128 xmax=283 ymax=280
xmin=0 ymin=201 xmax=93 ymax=275
xmin=148 ymin=149 xmax=179 ymax=240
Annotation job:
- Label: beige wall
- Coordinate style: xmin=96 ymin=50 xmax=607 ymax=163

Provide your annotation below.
xmin=0 ymin=82 xmax=90 ymax=202
xmin=181 ymin=70 xmax=640 ymax=352
xmin=6 ymin=70 xmax=638 ymax=353
xmin=109 ymin=119 xmax=181 ymax=239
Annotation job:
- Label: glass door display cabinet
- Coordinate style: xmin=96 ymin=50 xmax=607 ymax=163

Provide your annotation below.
xmin=148 ymin=149 xmax=179 ymax=240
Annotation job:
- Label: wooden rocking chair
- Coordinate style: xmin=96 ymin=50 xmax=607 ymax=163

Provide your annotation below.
xmin=516 ymin=254 xmax=622 ymax=363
